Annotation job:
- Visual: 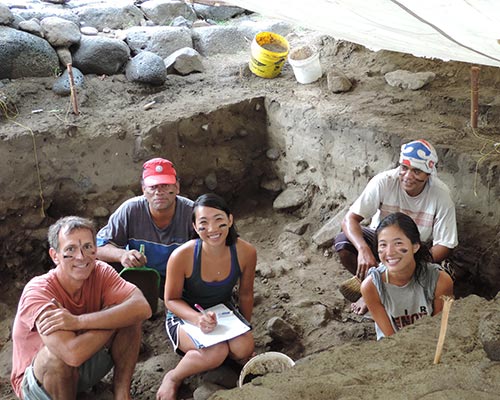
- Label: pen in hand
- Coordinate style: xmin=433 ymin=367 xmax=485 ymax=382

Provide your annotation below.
xmin=194 ymin=303 xmax=217 ymax=333
xmin=194 ymin=303 xmax=206 ymax=315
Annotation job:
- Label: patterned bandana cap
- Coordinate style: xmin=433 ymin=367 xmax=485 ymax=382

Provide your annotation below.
xmin=399 ymin=139 xmax=438 ymax=174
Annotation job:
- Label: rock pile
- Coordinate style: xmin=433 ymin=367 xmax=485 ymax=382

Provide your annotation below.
xmin=0 ymin=0 xmax=293 ymax=91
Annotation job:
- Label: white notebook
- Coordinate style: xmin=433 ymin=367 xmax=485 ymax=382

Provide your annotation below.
xmin=181 ymin=303 xmax=252 ymax=349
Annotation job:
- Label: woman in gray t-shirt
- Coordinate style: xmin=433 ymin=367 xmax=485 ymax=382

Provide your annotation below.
xmin=361 ymin=212 xmax=454 ymax=340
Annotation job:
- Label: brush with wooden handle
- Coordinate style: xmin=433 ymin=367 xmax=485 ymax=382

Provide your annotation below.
xmin=339 ymin=276 xmax=362 ymax=302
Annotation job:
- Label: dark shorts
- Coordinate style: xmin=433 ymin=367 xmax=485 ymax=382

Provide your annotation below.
xmin=334 ymin=227 xmax=376 ymax=254
xmin=21 ymin=348 xmax=114 ymax=400
xmin=165 ymin=311 xmax=186 ymax=356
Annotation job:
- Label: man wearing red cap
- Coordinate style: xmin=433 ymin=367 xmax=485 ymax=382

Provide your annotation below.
xmin=334 ymin=140 xmax=458 ymax=314
xmin=96 ymin=158 xmax=194 ymax=298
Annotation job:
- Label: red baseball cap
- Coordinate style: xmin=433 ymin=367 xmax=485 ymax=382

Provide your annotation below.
xmin=142 ymin=158 xmax=177 ymax=186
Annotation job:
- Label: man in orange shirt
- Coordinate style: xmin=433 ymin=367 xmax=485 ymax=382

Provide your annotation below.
xmin=11 ymin=216 xmax=151 ymax=400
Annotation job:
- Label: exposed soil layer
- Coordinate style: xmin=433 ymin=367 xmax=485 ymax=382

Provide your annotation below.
xmin=1 ymin=27 xmax=500 ymax=400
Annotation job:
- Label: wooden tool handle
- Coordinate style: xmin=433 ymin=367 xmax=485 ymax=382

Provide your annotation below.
xmin=67 ymin=63 xmax=79 ymax=115
xmin=433 ymin=296 xmax=454 ymax=364
xmin=470 ymin=66 xmax=480 ymax=129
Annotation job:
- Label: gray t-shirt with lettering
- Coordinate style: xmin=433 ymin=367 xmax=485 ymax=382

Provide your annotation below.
xmin=369 ymin=262 xmax=440 ymax=340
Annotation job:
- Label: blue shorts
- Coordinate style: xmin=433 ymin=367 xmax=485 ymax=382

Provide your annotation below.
xmin=21 ymin=348 xmax=114 ymax=399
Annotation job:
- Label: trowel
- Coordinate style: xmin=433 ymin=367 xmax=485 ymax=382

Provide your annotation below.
xmin=119 ymin=244 xmax=160 ymax=315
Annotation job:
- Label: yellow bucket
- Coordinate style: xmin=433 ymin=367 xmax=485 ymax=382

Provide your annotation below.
xmin=249 ymin=32 xmax=289 ymax=79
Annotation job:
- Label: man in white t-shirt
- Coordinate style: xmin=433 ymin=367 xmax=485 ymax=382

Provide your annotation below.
xmin=334 ymin=139 xmax=458 ymax=314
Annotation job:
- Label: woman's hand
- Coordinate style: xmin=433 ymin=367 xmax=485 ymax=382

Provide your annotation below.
xmin=198 ymin=311 xmax=217 ymax=333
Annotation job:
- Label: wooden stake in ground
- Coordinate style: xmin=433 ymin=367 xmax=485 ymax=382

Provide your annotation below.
xmin=470 ymin=66 xmax=480 ymax=129
xmin=67 ymin=63 xmax=79 ymax=115
xmin=433 ymin=296 xmax=454 ymax=364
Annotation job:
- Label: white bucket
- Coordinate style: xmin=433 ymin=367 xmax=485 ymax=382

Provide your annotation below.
xmin=288 ymin=45 xmax=322 ymax=84
xmin=238 ymin=352 xmax=295 ymax=387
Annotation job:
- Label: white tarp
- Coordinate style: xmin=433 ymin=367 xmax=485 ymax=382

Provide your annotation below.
xmin=229 ymin=0 xmax=500 ymax=68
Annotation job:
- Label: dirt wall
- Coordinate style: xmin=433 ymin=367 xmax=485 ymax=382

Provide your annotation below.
xmin=265 ymin=95 xmax=500 ymax=297
xmin=1 ymin=35 xmax=499 ymax=297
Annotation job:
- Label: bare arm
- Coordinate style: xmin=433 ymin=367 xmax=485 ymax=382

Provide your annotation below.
xmin=37 ymin=288 xmax=151 ymax=335
xmin=361 ymin=277 xmax=396 ymax=337
xmin=429 ymin=245 xmax=452 ymax=264
xmin=432 ymin=271 xmax=454 ymax=315
xmin=36 ymin=316 xmax=114 ymax=367
xmin=78 ymin=287 xmax=151 ymax=329
xmin=35 ymin=287 xmax=150 ymax=366
xmin=342 ymin=211 xmax=378 ymax=279
xmin=236 ymin=240 xmax=257 ymax=323
xmin=96 ymin=243 xmax=146 ymax=268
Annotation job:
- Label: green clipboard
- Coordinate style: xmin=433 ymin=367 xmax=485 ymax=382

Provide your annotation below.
xmin=119 ymin=244 xmax=160 ymax=314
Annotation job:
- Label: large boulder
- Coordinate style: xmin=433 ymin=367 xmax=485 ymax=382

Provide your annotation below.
xmin=164 ymin=47 xmax=204 ymax=75
xmin=236 ymin=18 xmax=294 ymax=40
xmin=13 ymin=7 xmax=79 ymax=25
xmin=193 ymin=25 xmax=249 ymax=56
xmin=140 ymin=0 xmax=197 ymax=26
xmin=0 ymin=26 xmax=59 ymax=79
xmin=18 ymin=19 xmax=44 ymax=38
xmin=0 ymin=4 xmax=14 ymax=26
xmin=125 ymin=51 xmax=167 ymax=85
xmin=125 ymin=26 xmax=192 ymax=58
xmin=41 ymin=16 xmax=81 ymax=47
xmin=52 ymin=66 xmax=85 ymax=96
xmin=72 ymin=35 xmax=130 ymax=75
xmin=193 ymin=4 xmax=246 ymax=21
xmin=75 ymin=4 xmax=145 ymax=30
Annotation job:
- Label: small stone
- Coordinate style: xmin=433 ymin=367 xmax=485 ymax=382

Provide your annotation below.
xmin=273 ymin=186 xmax=309 ymax=210
xmin=266 ymin=148 xmax=280 ymax=161
xmin=205 ymin=172 xmax=217 ymax=190
xmin=260 ymin=178 xmax=282 ymax=193
xmin=56 ymin=47 xmax=72 ymax=66
xmin=327 ymin=69 xmax=352 ymax=93
xmin=93 ymin=206 xmax=109 ymax=218
xmin=170 ymin=16 xmax=192 ymax=28
xmin=266 ymin=316 xmax=298 ymax=342
xmin=284 ymin=221 xmax=309 ymax=235
xmin=384 ymin=69 xmax=436 ymax=90
xmin=81 ymin=26 xmax=98 ymax=36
